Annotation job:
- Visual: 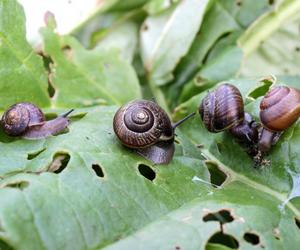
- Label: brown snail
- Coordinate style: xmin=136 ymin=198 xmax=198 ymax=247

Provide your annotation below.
xmin=199 ymin=84 xmax=258 ymax=151
xmin=113 ymin=99 xmax=195 ymax=164
xmin=1 ymin=102 xmax=73 ymax=139
xmin=258 ymin=86 xmax=300 ymax=153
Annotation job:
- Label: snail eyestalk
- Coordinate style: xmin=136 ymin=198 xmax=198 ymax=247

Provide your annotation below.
xmin=61 ymin=109 xmax=74 ymax=118
xmin=172 ymin=112 xmax=196 ymax=129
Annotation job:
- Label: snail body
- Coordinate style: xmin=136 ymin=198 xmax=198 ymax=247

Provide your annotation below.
xmin=258 ymin=86 xmax=300 ymax=153
xmin=113 ymin=100 xmax=194 ymax=164
xmin=199 ymin=84 xmax=258 ymax=147
xmin=1 ymin=102 xmax=73 ymax=139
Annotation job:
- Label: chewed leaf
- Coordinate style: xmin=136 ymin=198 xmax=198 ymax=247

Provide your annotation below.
xmin=40 ymin=25 xmax=141 ymax=108
xmin=105 ymin=182 xmax=300 ymax=250
xmin=0 ymin=0 xmax=50 ymax=110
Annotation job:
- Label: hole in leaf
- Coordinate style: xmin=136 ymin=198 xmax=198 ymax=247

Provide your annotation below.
xmin=142 ymin=24 xmax=148 ymax=31
xmin=138 ymin=164 xmax=156 ymax=181
xmin=244 ymin=232 xmax=260 ymax=245
xmin=48 ymin=76 xmax=56 ymax=98
xmin=0 ymin=239 xmax=13 ymax=250
xmin=295 ymin=47 xmax=300 ymax=52
xmin=92 ymin=164 xmax=104 ymax=178
xmin=269 ymin=0 xmax=275 ymax=4
xmin=203 ymin=209 xmax=234 ymax=224
xmin=205 ymin=161 xmax=227 ymax=186
xmin=295 ymin=217 xmax=300 ymax=229
xmin=48 ymin=153 xmax=70 ymax=173
xmin=40 ymin=54 xmax=56 ymax=98
xmin=4 ymin=181 xmax=29 ymax=190
xmin=27 ymin=148 xmax=46 ymax=160
xmin=273 ymin=228 xmax=280 ymax=240
xmin=206 ymin=231 xmax=239 ymax=249
xmin=62 ymin=45 xmax=73 ymax=60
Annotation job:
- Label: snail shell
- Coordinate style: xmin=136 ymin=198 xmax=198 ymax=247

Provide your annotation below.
xmin=1 ymin=102 xmax=73 ymax=139
xmin=1 ymin=103 xmax=45 ymax=136
xmin=199 ymin=84 xmax=244 ymax=132
xmin=113 ymin=100 xmax=173 ymax=148
xmin=260 ymin=86 xmax=300 ymax=131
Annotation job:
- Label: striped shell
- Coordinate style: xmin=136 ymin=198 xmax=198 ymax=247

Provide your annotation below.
xmin=260 ymin=86 xmax=300 ymax=131
xmin=199 ymin=84 xmax=244 ymax=132
xmin=113 ymin=100 xmax=173 ymax=148
xmin=1 ymin=102 xmax=45 ymax=136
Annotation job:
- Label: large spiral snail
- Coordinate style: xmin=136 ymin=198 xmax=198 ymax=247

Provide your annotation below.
xmin=258 ymin=86 xmax=300 ymax=153
xmin=113 ymin=100 xmax=195 ymax=164
xmin=199 ymin=84 xmax=259 ymax=149
xmin=1 ymin=102 xmax=73 ymax=139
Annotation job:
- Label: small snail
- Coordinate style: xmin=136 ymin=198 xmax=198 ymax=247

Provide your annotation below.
xmin=199 ymin=84 xmax=258 ymax=152
xmin=258 ymin=86 xmax=300 ymax=153
xmin=1 ymin=102 xmax=73 ymax=139
xmin=113 ymin=100 xmax=195 ymax=164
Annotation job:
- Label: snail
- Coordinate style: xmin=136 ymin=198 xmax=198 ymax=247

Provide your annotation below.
xmin=258 ymin=86 xmax=300 ymax=154
xmin=1 ymin=102 xmax=73 ymax=139
xmin=199 ymin=84 xmax=258 ymax=152
xmin=113 ymin=100 xmax=195 ymax=164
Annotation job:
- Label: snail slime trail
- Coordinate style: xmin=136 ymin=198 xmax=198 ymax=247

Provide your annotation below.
xmin=199 ymin=84 xmax=259 ymax=157
xmin=255 ymin=86 xmax=300 ymax=165
xmin=1 ymin=102 xmax=73 ymax=139
xmin=113 ymin=99 xmax=195 ymax=164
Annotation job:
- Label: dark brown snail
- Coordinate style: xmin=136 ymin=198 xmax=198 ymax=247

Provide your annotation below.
xmin=1 ymin=102 xmax=73 ymax=139
xmin=199 ymin=84 xmax=258 ymax=151
xmin=113 ymin=100 xmax=195 ymax=164
xmin=258 ymin=86 xmax=300 ymax=153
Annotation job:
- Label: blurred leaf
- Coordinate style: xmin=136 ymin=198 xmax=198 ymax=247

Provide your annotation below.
xmin=140 ymin=0 xmax=211 ymax=86
xmin=240 ymin=14 xmax=300 ymax=76
xmin=0 ymin=0 xmax=50 ymax=110
xmin=238 ymin=0 xmax=300 ymax=56
xmin=93 ymin=21 xmax=139 ymax=63
xmin=169 ymin=0 xmax=272 ymax=107
xmin=40 ymin=25 xmax=142 ymax=108
xmin=106 ymin=181 xmax=300 ymax=250
xmin=144 ymin=0 xmax=180 ymax=15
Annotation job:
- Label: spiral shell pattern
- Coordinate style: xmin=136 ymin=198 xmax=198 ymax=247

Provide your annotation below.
xmin=199 ymin=84 xmax=244 ymax=132
xmin=260 ymin=86 xmax=300 ymax=131
xmin=113 ymin=100 xmax=173 ymax=148
xmin=1 ymin=102 xmax=45 ymax=136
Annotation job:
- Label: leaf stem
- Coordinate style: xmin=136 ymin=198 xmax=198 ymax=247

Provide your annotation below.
xmin=238 ymin=0 xmax=300 ymax=57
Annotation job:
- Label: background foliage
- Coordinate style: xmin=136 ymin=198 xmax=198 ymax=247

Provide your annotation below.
xmin=0 ymin=0 xmax=300 ymax=249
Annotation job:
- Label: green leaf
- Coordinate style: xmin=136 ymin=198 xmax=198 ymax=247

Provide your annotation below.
xmin=0 ymin=107 xmax=211 ymax=248
xmin=0 ymin=0 xmax=50 ymax=110
xmin=105 ymin=181 xmax=300 ymax=249
xmin=40 ymin=26 xmax=142 ymax=108
xmin=140 ymin=0 xmax=211 ymax=85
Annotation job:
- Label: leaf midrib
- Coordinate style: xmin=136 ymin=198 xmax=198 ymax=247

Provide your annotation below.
xmin=0 ymin=32 xmax=50 ymax=103
xmin=200 ymin=147 xmax=300 ymax=217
